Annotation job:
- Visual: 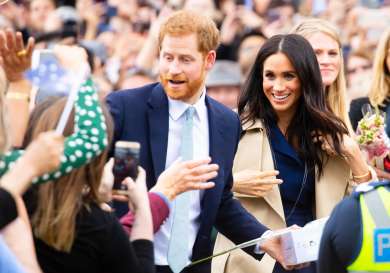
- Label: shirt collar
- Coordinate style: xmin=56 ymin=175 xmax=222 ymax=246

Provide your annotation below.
xmin=168 ymin=87 xmax=206 ymax=121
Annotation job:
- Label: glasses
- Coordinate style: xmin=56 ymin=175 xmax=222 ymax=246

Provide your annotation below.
xmin=347 ymin=64 xmax=371 ymax=74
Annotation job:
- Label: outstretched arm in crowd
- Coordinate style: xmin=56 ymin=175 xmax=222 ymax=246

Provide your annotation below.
xmin=0 ymin=131 xmax=64 ymax=273
xmin=0 ymin=29 xmax=34 ymax=148
xmin=117 ymin=158 xmax=218 ymax=234
xmin=0 ymin=44 xmax=108 ymax=184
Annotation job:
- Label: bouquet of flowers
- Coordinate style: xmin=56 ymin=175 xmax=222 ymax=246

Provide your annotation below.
xmin=356 ymin=104 xmax=390 ymax=170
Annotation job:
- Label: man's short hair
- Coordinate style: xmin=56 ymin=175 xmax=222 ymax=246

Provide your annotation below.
xmin=158 ymin=10 xmax=220 ymax=55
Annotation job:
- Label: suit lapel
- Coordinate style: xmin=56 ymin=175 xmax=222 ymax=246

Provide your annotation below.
xmin=147 ymin=84 xmax=169 ymax=180
xmin=199 ymin=97 xmax=225 ymax=225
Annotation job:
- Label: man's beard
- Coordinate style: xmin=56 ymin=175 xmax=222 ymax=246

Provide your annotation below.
xmin=160 ymin=70 xmax=205 ymax=102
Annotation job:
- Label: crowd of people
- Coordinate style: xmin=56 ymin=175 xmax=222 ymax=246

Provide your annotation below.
xmin=0 ymin=0 xmax=390 ymax=273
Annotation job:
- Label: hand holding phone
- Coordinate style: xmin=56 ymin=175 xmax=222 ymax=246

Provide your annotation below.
xmin=112 ymin=141 xmax=141 ymax=195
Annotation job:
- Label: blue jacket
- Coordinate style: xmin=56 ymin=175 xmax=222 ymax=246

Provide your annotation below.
xmin=106 ymin=83 xmax=268 ymax=272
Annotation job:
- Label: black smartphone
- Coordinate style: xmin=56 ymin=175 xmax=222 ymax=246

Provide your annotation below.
xmin=112 ymin=141 xmax=141 ymax=195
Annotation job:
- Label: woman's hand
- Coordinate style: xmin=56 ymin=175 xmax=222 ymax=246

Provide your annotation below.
xmin=99 ymin=158 xmax=114 ymax=202
xmin=232 ymin=170 xmax=282 ymax=197
xmin=0 ymin=29 xmax=34 ymax=82
xmin=21 ymin=131 xmax=64 ymax=177
xmin=122 ymin=168 xmax=149 ymax=213
xmin=1 ymin=131 xmax=64 ymax=196
xmin=313 ymin=132 xmax=359 ymax=158
xmin=150 ymin=157 xmax=218 ymax=201
xmin=313 ymin=132 xmax=372 ymax=183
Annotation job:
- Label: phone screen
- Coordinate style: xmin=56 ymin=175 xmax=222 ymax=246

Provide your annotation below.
xmin=112 ymin=141 xmax=141 ymax=191
xmin=27 ymin=50 xmax=75 ymax=103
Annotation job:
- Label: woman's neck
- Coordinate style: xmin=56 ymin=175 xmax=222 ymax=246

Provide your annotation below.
xmin=277 ymin=112 xmax=293 ymax=136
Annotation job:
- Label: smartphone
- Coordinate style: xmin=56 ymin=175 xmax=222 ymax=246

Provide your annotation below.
xmin=112 ymin=141 xmax=141 ymax=195
xmin=31 ymin=49 xmax=57 ymax=70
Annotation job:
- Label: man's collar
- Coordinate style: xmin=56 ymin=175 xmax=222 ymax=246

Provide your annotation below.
xmin=168 ymin=87 xmax=206 ymax=121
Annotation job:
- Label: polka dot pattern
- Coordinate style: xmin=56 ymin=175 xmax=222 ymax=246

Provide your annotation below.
xmin=0 ymin=79 xmax=108 ymax=184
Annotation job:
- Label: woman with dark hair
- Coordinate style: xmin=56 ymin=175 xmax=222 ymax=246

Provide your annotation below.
xmin=213 ymin=34 xmax=368 ymax=273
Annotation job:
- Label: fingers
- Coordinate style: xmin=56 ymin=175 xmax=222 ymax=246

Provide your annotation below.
xmin=14 ymin=31 xmax=24 ymax=53
xmin=182 ymin=157 xmax=211 ymax=169
xmin=112 ymin=194 xmax=129 ymax=202
xmin=136 ymin=166 xmax=146 ymax=182
xmin=186 ymin=162 xmax=219 ymax=176
xmin=257 ymin=170 xmax=279 ymax=178
xmin=26 ymin=37 xmax=35 ymax=59
xmin=5 ymin=29 xmax=16 ymax=52
xmin=189 ymin=181 xmax=215 ymax=191
xmin=0 ymin=32 xmax=7 ymax=52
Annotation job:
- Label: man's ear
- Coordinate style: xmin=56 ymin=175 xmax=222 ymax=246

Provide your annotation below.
xmin=204 ymin=50 xmax=216 ymax=71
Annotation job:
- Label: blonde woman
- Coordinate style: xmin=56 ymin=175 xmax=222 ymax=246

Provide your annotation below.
xmin=291 ymin=18 xmax=351 ymax=131
xmin=349 ymin=27 xmax=390 ymax=179
xmin=212 ymin=20 xmax=375 ymax=273
xmin=291 ymin=19 xmax=374 ymax=182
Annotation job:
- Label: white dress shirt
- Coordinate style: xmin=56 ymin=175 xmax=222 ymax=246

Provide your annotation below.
xmin=154 ymin=89 xmax=209 ymax=265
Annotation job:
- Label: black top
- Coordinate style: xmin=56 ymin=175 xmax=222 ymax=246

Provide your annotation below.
xmin=0 ymin=188 xmax=17 ymax=229
xmin=35 ymin=203 xmax=154 ymax=273
xmin=317 ymin=182 xmax=390 ymax=273
xmin=349 ymin=97 xmax=390 ymax=132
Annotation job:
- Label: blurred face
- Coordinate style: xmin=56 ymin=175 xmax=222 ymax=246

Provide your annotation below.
xmin=239 ymin=36 xmax=266 ymax=75
xmin=347 ymin=55 xmax=371 ymax=85
xmin=159 ymin=33 xmax=215 ymax=104
xmin=307 ymin=32 xmax=341 ymax=87
xmin=207 ymin=85 xmax=240 ymax=109
xmin=263 ymin=53 xmax=301 ymax=119
xmin=29 ymin=0 xmax=55 ymax=32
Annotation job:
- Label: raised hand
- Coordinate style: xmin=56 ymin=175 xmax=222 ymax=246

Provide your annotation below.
xmin=233 ymin=169 xmax=282 ymax=197
xmin=0 ymin=29 xmax=34 ymax=82
xmin=150 ymin=157 xmax=218 ymax=200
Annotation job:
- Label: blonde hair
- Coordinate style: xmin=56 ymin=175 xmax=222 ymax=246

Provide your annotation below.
xmin=368 ymin=27 xmax=390 ymax=107
xmin=27 ymin=98 xmax=112 ymax=252
xmin=290 ymin=18 xmax=352 ymax=132
xmin=158 ymin=10 xmax=220 ymax=55
xmin=0 ymin=68 xmax=10 ymax=155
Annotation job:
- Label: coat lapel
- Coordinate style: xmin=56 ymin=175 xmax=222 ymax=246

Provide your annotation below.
xmin=147 ymin=84 xmax=169 ymax=180
xmin=234 ymin=120 xmax=285 ymax=221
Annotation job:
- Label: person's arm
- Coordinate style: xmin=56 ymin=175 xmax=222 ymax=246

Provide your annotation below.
xmin=0 ymin=46 xmax=108 ymax=184
xmin=316 ymin=133 xmax=376 ymax=184
xmin=0 ymin=29 xmax=35 ymax=147
xmin=104 ymin=168 xmax=154 ymax=273
xmin=120 ymin=192 xmax=170 ymax=235
xmin=102 ymin=213 xmax=155 ymax=273
xmin=2 ymin=199 xmax=43 ymax=273
xmin=0 ymin=188 xmax=17 ymax=229
xmin=117 ymin=157 xmax=217 ymax=233
xmin=0 ymin=131 xmax=63 ymax=193
xmin=215 ymin=114 xmax=268 ymax=258
xmin=232 ymin=169 xmax=282 ymax=197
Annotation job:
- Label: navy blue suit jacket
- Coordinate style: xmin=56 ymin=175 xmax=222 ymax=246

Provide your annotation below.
xmin=106 ymin=83 xmax=268 ymax=272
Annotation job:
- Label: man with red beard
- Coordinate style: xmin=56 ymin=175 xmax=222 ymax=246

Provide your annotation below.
xmin=106 ymin=10 xmax=288 ymax=273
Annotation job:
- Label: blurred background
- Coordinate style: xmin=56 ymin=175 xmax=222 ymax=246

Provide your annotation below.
xmin=1 ymin=0 xmax=389 ymax=108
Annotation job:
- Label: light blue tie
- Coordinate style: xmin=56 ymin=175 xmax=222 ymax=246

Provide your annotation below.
xmin=167 ymin=106 xmax=195 ymax=273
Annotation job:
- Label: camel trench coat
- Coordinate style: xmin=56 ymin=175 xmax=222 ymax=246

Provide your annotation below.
xmin=212 ymin=119 xmax=352 ymax=273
